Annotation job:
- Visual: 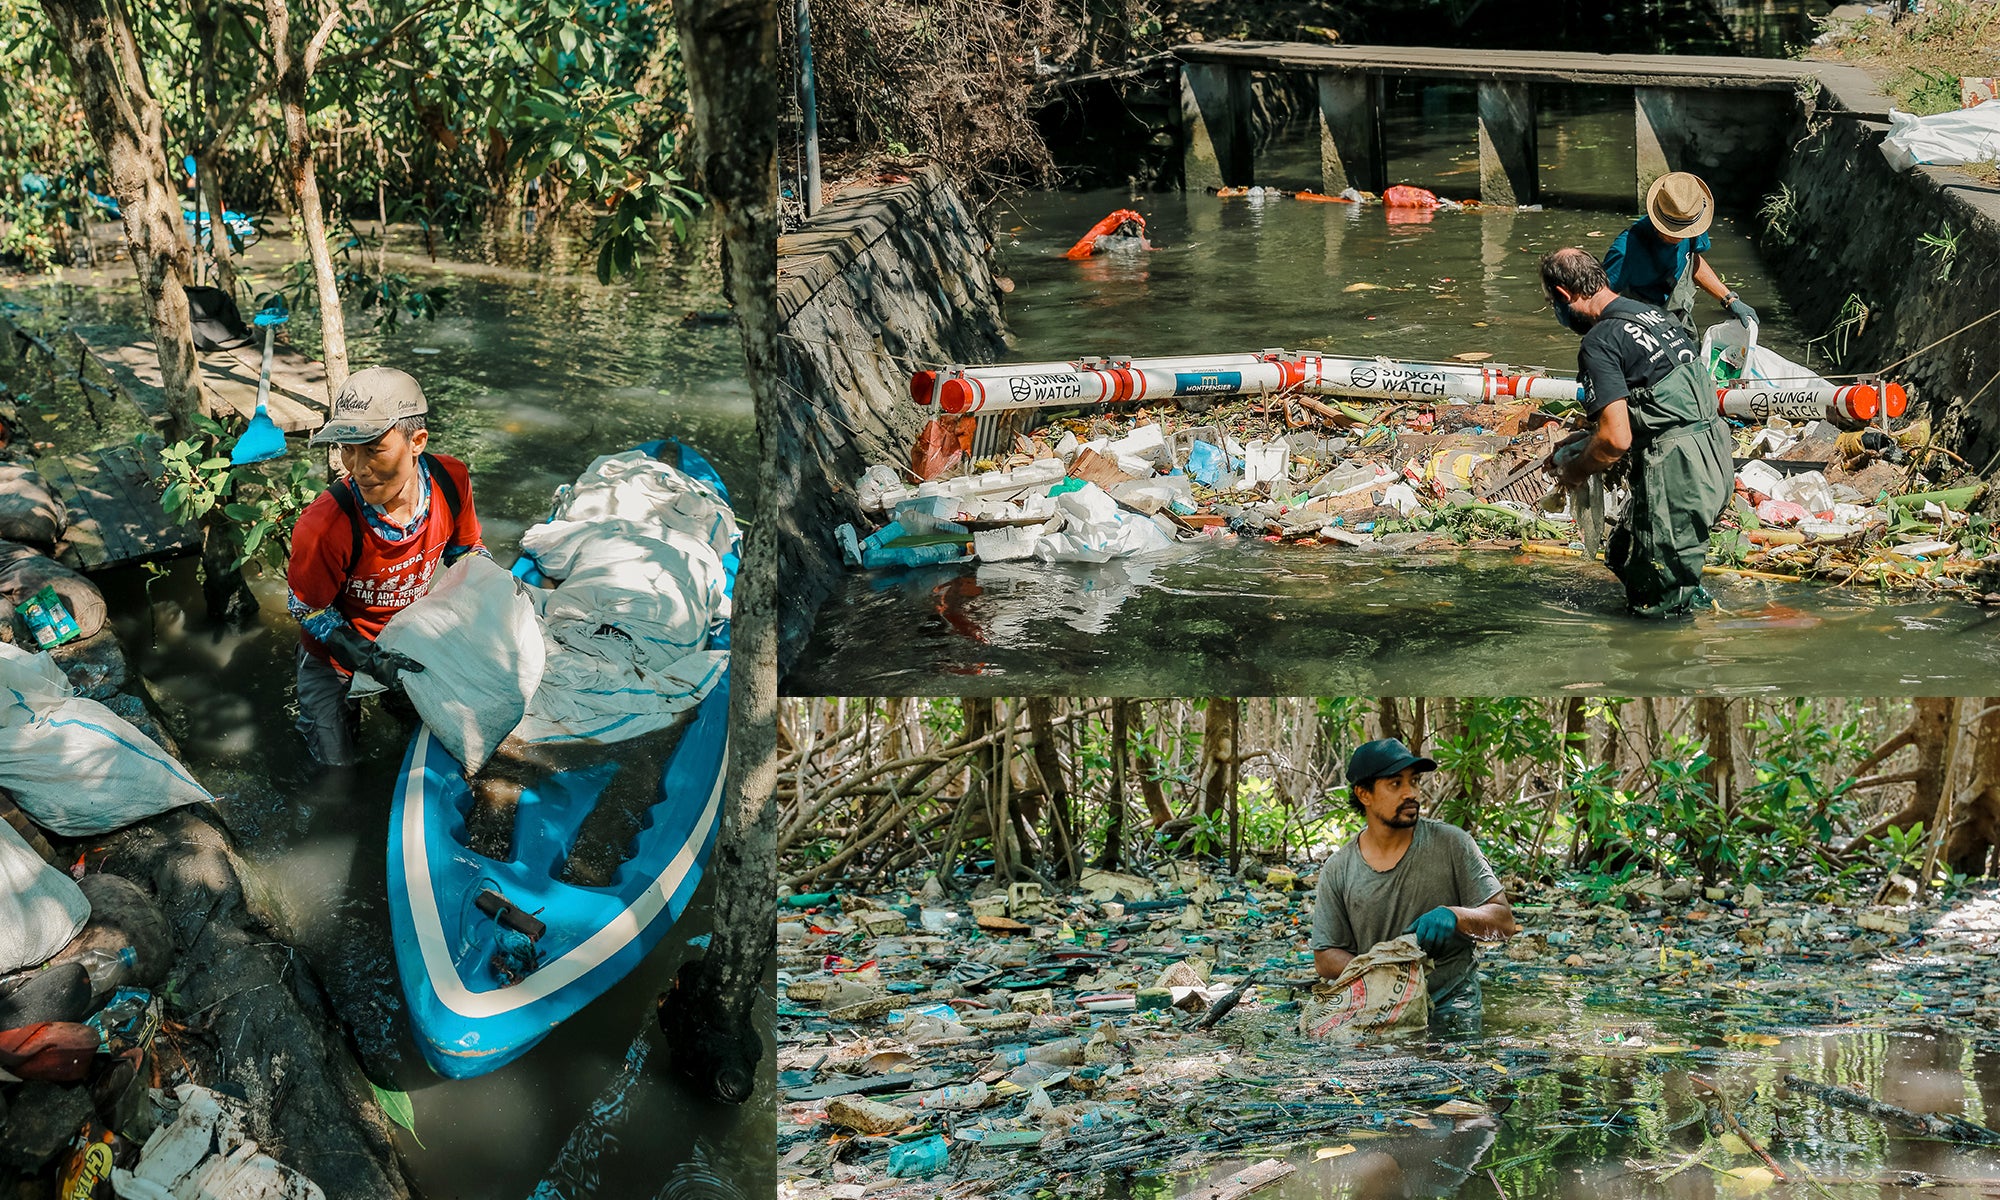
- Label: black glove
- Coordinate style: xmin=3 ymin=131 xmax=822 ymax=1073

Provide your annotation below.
xmin=323 ymin=626 xmax=425 ymax=689
xmin=1726 ymin=296 xmax=1758 ymax=327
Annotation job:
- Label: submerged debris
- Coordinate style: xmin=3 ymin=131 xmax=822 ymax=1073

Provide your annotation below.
xmin=777 ymin=864 xmax=2000 ymax=1199
xmin=841 ymin=338 xmax=1998 ymax=603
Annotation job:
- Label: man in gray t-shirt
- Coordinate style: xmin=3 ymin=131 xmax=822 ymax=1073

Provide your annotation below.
xmin=1310 ymin=738 xmax=1518 ymax=1026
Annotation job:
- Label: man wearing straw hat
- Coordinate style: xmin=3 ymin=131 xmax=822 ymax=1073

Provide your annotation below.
xmin=1604 ymin=171 xmax=1758 ymax=334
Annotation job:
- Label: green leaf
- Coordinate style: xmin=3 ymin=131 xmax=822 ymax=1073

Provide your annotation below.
xmin=199 ymin=457 xmax=231 ymax=471
xmin=223 ymin=503 xmax=261 ymax=523
xmin=370 ymin=1083 xmax=425 ymax=1148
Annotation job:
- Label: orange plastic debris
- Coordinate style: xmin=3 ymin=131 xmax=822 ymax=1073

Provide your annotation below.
xmin=1065 ymin=209 xmax=1147 ymax=259
xmin=1383 ymin=185 xmax=1442 ymax=208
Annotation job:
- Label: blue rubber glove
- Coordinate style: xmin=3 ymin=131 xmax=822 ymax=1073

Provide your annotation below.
xmin=1727 ymin=297 xmax=1758 ymax=327
xmin=1405 ymin=906 xmax=1462 ymax=955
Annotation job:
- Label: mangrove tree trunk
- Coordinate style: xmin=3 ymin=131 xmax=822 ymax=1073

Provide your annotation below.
xmin=657 ymin=0 xmax=779 ymax=1111
xmin=40 ymin=0 xmax=201 ymax=437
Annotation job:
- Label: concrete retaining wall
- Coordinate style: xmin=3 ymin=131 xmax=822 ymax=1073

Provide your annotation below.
xmin=775 ymin=167 xmax=1009 ymax=674
xmin=1771 ymin=71 xmax=2000 ymax=472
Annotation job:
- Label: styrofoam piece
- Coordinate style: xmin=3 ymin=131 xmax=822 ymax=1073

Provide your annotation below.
xmin=1735 ymin=460 xmax=1786 ymax=497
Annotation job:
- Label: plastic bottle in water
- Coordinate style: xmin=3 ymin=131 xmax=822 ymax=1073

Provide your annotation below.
xmin=1025 ymin=1036 xmax=1084 ymax=1065
xmin=917 ymin=1082 xmax=988 ymax=1111
xmin=886 ymin=1135 xmax=950 ymax=1178
xmin=76 ymin=946 xmax=139 ymax=992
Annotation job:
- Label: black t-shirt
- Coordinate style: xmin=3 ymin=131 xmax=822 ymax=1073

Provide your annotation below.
xmin=1577 ymin=297 xmax=1700 ymax=416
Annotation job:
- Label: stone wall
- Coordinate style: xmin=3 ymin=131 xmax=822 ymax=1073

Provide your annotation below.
xmin=775 ymin=166 xmax=1009 ymax=675
xmin=1770 ymin=70 xmax=2000 ymax=472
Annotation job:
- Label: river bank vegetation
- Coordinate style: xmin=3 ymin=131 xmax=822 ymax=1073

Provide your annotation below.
xmin=780 ymin=697 xmax=2000 ymax=895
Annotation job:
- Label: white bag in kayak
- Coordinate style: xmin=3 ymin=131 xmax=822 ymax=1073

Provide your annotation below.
xmin=1881 ymin=104 xmax=2000 ymax=172
xmin=0 ymin=816 xmax=89 ymax=975
xmin=0 ymin=643 xmax=212 ymax=835
xmin=356 ymin=554 xmax=545 ymax=776
xmin=511 ymin=451 xmax=732 ymax=745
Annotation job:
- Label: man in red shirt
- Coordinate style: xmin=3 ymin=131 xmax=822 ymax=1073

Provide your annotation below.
xmin=287 ymin=367 xmax=485 ymax=766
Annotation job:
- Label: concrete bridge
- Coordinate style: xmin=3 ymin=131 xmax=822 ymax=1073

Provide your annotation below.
xmin=1172 ymin=42 xmax=1863 ymax=207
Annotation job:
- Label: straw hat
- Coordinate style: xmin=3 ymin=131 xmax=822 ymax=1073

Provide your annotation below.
xmin=1645 ymin=172 xmax=1715 ymax=240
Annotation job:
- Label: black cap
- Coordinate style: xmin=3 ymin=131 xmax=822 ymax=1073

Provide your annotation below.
xmin=1345 ymin=737 xmax=1437 ymax=787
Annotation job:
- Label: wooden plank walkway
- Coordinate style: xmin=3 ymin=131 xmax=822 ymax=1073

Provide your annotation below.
xmin=35 ymin=439 xmax=200 ymax=572
xmin=70 ymin=323 xmax=329 ymax=434
xmin=1172 ymin=42 xmax=1824 ymax=90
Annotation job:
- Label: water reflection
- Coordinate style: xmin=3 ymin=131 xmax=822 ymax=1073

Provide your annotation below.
xmin=1101 ymin=1020 xmax=2000 ymax=1200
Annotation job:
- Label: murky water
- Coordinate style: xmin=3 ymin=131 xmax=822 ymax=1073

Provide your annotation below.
xmin=789 ymin=92 xmax=1970 ymax=696
xmin=1117 ymin=989 xmax=2000 ymax=1200
xmin=17 ymin=222 xmax=768 ymax=1199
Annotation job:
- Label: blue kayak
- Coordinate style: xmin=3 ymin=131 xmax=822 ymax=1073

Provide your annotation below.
xmin=387 ymin=439 xmax=737 ymax=1078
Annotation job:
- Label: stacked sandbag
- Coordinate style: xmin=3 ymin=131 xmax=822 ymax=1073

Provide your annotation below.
xmin=0 ymin=538 xmax=104 ymax=641
xmin=0 ymin=465 xmax=65 ymax=548
xmin=0 ymin=813 xmax=89 ymax=976
xmin=0 ymin=642 xmax=212 ymax=835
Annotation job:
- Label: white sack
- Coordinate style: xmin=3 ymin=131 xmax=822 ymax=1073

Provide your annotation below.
xmin=0 ymin=817 xmax=89 ymax=975
xmin=1881 ymin=104 xmax=2000 ymax=171
xmin=511 ymin=451 xmax=734 ymax=745
xmin=356 ymin=555 xmax=546 ymax=776
xmin=0 ymin=643 xmax=212 ymax=835
xmin=1703 ymin=322 xmax=1831 ymax=391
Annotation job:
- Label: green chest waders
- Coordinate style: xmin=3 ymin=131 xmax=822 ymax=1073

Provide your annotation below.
xmin=1666 ymin=255 xmax=1700 ymax=335
xmin=1605 ymin=358 xmax=1734 ymax=617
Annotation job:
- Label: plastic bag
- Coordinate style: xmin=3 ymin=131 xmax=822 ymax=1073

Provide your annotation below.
xmin=1702 ymin=322 xmax=1829 ymax=391
xmin=0 ymin=540 xmax=105 ymax=641
xmin=354 ymin=555 xmax=545 ymax=776
xmin=116 ymin=1084 xmax=326 ymax=1200
xmin=0 ymin=816 xmax=89 ymax=975
xmin=1881 ymin=104 xmax=2000 ymax=172
xmin=1299 ymin=934 xmax=1432 ymax=1039
xmin=0 ymin=643 xmax=212 ymax=835
xmin=913 ymin=416 xmax=973 ymax=480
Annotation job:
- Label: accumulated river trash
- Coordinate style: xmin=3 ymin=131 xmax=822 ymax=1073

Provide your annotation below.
xmin=775 ymin=862 xmax=2000 ymax=1200
xmin=841 ymin=334 xmax=1995 ymax=605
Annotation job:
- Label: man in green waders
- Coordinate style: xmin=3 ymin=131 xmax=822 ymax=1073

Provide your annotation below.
xmin=1541 ymin=247 xmax=1733 ymax=617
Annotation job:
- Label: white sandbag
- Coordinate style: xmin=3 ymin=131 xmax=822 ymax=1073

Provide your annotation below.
xmin=0 ymin=816 xmax=89 ymax=975
xmin=356 ymin=555 xmax=545 ymax=776
xmin=513 ymin=645 xmax=726 ymax=745
xmin=1881 ymin=104 xmax=2000 ymax=171
xmin=0 ymin=643 xmax=212 ymax=835
xmin=530 ymin=522 xmax=726 ymax=669
xmin=541 ymin=449 xmax=737 ymax=562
